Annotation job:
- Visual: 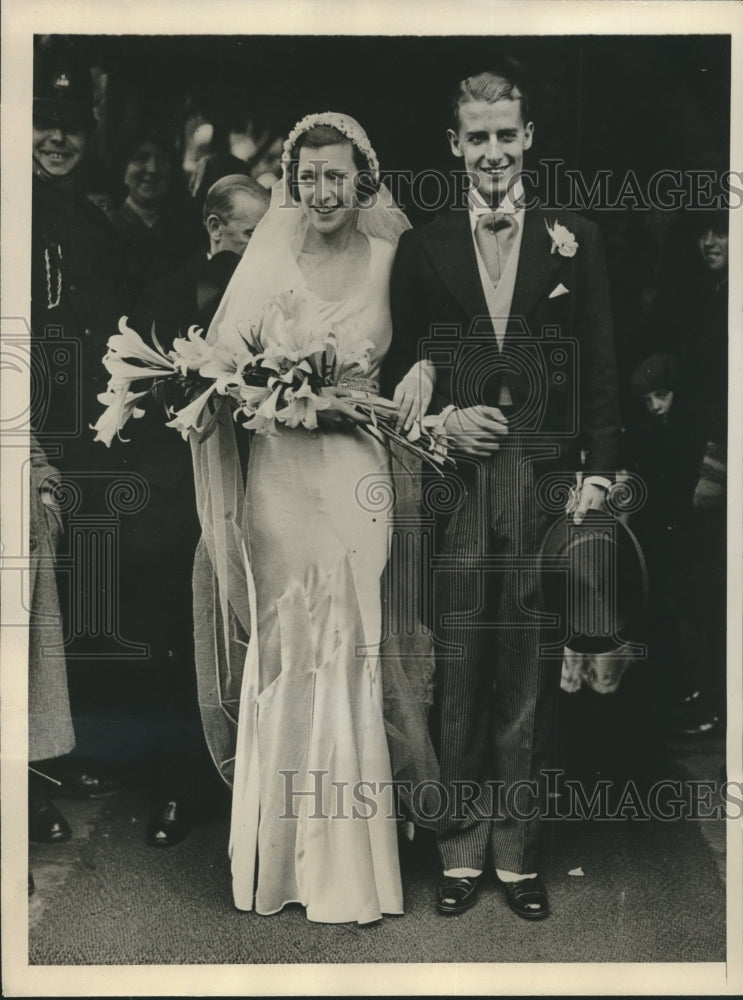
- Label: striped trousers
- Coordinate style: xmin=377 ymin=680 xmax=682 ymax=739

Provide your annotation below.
xmin=431 ymin=441 xmax=562 ymax=874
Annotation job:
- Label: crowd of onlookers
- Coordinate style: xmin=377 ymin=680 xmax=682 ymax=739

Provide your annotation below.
xmin=27 ymin=41 xmax=728 ymax=875
xmin=28 ymin=42 xmax=276 ymax=868
xmin=621 ymin=210 xmax=728 ymax=737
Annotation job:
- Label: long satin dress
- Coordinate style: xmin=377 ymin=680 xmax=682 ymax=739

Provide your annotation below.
xmin=229 ymin=236 xmax=404 ymax=924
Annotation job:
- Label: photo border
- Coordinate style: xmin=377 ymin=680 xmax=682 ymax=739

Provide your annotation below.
xmin=2 ymin=1 xmax=741 ymax=995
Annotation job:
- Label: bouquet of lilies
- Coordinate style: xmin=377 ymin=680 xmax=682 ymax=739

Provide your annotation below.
xmin=91 ymin=295 xmax=451 ymax=472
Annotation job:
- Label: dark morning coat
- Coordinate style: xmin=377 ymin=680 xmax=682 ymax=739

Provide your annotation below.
xmin=383 ymin=201 xmax=621 ymax=479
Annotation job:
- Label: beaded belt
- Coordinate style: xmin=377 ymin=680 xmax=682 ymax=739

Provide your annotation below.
xmin=336 ymin=375 xmax=380 ymax=396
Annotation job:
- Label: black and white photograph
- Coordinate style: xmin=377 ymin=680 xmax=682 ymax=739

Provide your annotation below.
xmin=1 ymin=1 xmax=741 ymax=995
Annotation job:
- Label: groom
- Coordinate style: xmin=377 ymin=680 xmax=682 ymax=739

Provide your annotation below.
xmin=383 ymin=67 xmax=620 ymax=920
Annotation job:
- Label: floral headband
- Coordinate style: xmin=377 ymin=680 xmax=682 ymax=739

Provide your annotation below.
xmin=281 ymin=111 xmax=380 ymax=183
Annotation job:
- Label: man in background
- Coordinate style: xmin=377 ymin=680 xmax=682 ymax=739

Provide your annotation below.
xmin=133 ymin=173 xmax=269 ymax=345
xmin=123 ymin=175 xmax=269 ymax=847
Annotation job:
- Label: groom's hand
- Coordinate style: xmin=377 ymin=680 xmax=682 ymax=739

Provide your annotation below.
xmin=572 ymin=482 xmax=607 ymax=524
xmin=443 ymin=405 xmax=509 ymax=456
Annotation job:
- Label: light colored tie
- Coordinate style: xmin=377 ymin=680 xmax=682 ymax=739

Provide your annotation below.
xmin=475 ymin=212 xmax=518 ymax=287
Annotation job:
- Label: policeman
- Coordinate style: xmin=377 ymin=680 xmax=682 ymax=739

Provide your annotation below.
xmin=31 ymin=42 xmax=130 ymax=469
xmin=30 ymin=42 xmax=126 ymax=843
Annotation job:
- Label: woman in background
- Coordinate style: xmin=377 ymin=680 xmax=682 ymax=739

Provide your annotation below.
xmin=112 ymin=127 xmax=202 ymax=295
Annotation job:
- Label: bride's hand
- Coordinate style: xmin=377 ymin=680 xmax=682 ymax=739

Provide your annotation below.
xmin=316 ymin=386 xmax=370 ymax=429
xmin=392 ymin=361 xmax=435 ymax=432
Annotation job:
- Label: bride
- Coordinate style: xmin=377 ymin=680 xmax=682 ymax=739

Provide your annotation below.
xmin=192 ymin=112 xmax=437 ymax=924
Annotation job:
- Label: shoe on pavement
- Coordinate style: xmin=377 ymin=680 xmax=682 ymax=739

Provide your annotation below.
xmin=500 ymin=875 xmax=550 ymax=921
xmin=61 ymin=769 xmax=122 ymax=799
xmin=435 ymin=875 xmax=480 ymax=916
xmin=29 ymin=797 xmax=72 ymax=843
xmin=146 ymin=799 xmax=192 ymax=848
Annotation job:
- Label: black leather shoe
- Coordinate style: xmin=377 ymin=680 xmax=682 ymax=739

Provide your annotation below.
xmin=146 ymin=799 xmax=192 ymax=848
xmin=62 ymin=770 xmax=122 ymax=799
xmin=435 ymin=875 xmax=480 ymax=916
xmin=29 ymin=798 xmax=72 ymax=843
xmin=501 ymin=876 xmax=550 ymax=921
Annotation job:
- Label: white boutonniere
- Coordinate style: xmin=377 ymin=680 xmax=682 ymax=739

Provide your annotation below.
xmin=545 ymin=220 xmax=579 ymax=258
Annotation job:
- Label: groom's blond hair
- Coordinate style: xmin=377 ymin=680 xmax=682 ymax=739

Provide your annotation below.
xmin=451 ymin=68 xmax=531 ymax=129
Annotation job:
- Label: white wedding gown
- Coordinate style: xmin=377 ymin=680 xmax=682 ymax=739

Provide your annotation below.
xmin=229 ymin=236 xmax=404 ymax=924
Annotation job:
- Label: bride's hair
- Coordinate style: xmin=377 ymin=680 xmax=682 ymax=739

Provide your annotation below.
xmin=287 ymin=124 xmax=379 ymax=202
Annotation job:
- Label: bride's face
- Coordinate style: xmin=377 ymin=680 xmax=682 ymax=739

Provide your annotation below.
xmin=296 ymin=142 xmax=359 ymax=236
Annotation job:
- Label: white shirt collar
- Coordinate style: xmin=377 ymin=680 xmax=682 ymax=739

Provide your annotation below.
xmin=468 ymin=179 xmax=525 ymax=231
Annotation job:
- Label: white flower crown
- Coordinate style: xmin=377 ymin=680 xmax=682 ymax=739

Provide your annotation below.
xmin=281 ymin=111 xmax=380 ymax=182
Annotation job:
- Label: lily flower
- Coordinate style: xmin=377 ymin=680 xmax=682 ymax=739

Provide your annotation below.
xmin=199 ymin=341 xmax=258 ymax=394
xmin=90 ymin=381 xmax=148 ymax=447
xmin=102 ymin=352 xmax=175 ymax=383
xmin=165 ymin=383 xmax=218 ymax=440
xmin=254 ymin=343 xmax=307 ymax=374
xmin=236 ymin=382 xmax=274 ymax=410
xmin=240 ymin=383 xmax=286 ymax=435
xmin=303 ymin=332 xmax=338 ymax=372
xmin=277 ymin=380 xmax=332 ymax=430
xmin=170 ymin=326 xmax=215 ymax=375
xmin=107 ymin=316 xmax=178 ymax=371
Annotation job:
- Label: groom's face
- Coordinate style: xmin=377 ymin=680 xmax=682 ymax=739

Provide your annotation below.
xmin=448 ymin=98 xmax=534 ymax=206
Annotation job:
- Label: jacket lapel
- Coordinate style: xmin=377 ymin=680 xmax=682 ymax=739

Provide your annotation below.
xmin=509 ymin=204 xmax=562 ymax=331
xmin=423 ymin=205 xmax=563 ymax=335
xmin=423 ymin=210 xmax=492 ymax=331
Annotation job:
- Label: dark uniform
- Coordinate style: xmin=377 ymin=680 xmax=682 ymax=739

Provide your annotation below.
xmin=29 ymin=42 xmax=128 ymax=827
xmin=31 ymin=176 xmax=130 ymax=472
xmin=30 ymin=168 xmax=147 ymax=740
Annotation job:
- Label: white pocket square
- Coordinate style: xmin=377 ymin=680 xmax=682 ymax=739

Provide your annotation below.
xmin=549 ymin=283 xmax=570 ymax=299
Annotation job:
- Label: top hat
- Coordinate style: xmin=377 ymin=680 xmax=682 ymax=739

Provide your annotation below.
xmin=33 ymin=46 xmax=96 ymax=131
xmin=538 ymin=507 xmax=648 ymax=654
